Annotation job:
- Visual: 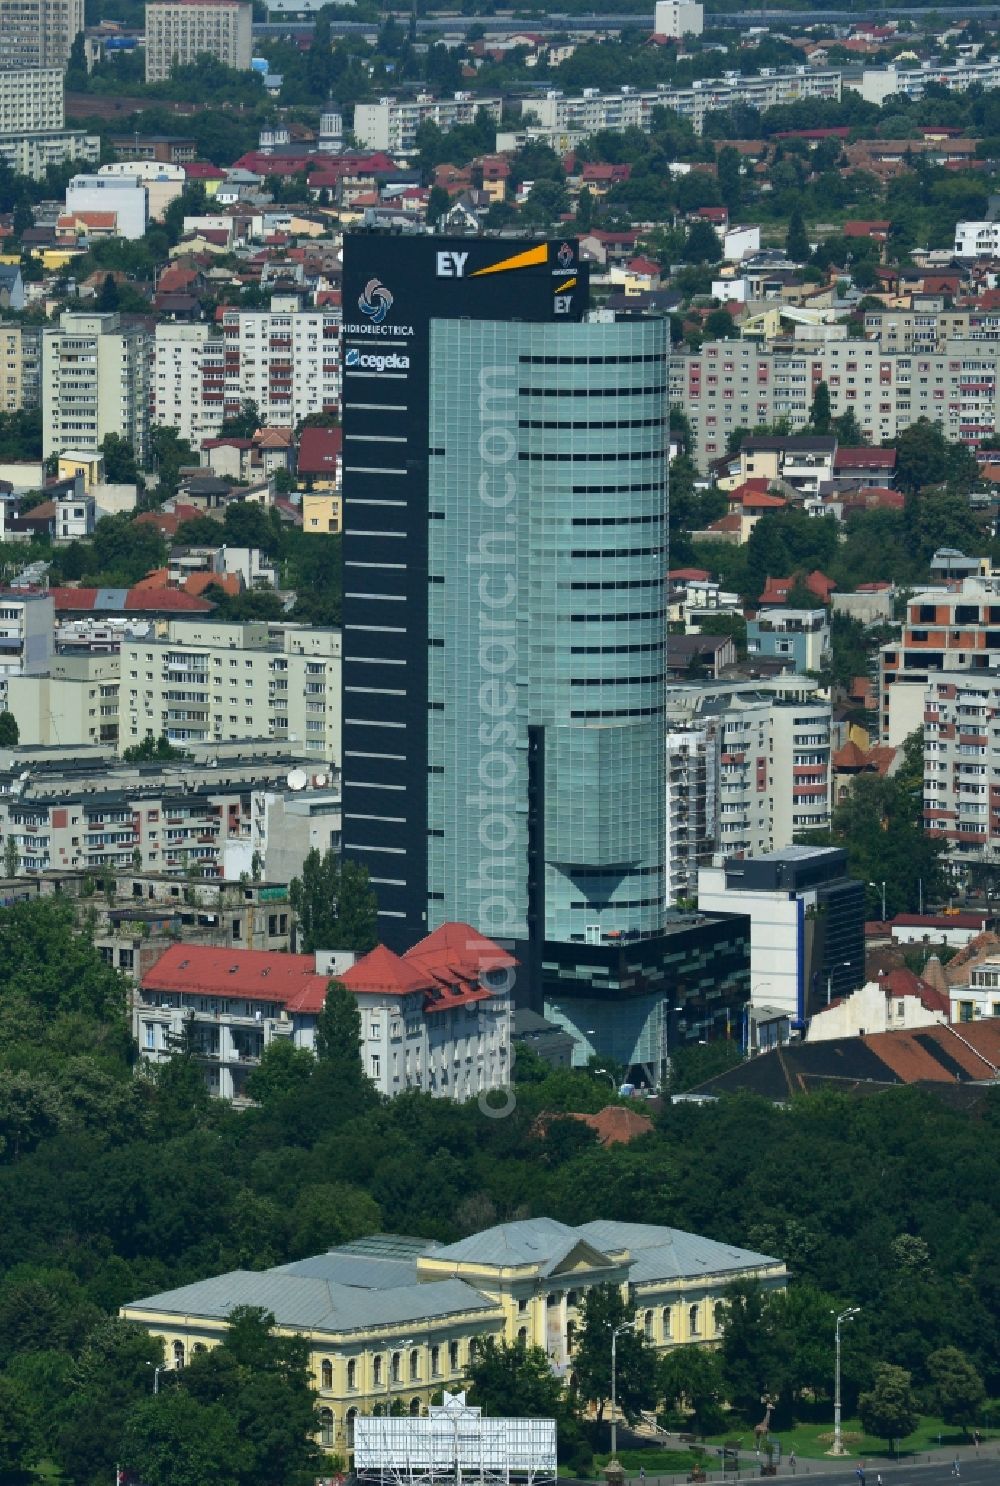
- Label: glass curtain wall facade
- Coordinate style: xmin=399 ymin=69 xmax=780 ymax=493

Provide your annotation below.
xmin=426 ymin=317 xmax=668 ymax=947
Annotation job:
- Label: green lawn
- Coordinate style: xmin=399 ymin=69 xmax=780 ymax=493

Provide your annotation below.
xmin=592 ymin=1449 xmax=705 ymax=1474
xmin=702 ymin=1415 xmax=994 ymax=1463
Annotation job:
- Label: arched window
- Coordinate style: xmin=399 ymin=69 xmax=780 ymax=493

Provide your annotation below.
xmin=662 ymin=1307 xmax=672 ymax=1339
xmin=391 ymin=1351 xmax=401 ymax=1384
xmin=517 ymin=1327 xmax=528 ymax=1346
xmin=449 ymin=1341 xmax=459 ymax=1371
xmin=431 ymin=1345 xmax=441 ymax=1377
xmin=321 ymin=1360 xmax=333 ymax=1390
xmin=319 ymin=1409 xmax=334 ymax=1448
xmin=689 ymin=1304 xmax=700 ymax=1337
xmin=410 ymin=1397 xmax=421 ymax=1417
xmin=373 ymin=1355 xmax=383 ymax=1385
xmin=409 ymin=1348 xmax=420 ymax=1381
xmin=643 ymin=1310 xmax=653 ymax=1341
xmin=193 ymin=1342 xmax=206 ymax=1354
xmin=172 ymin=1340 xmax=185 ymax=1369
xmin=347 ymin=1359 xmax=357 ymax=1391
xmin=714 ymin=1301 xmax=726 ymax=1334
xmin=566 ymin=1290 xmax=579 ymax=1308
xmin=468 ymin=1338 xmax=479 ymax=1362
xmin=346 ymin=1408 xmax=358 ymax=1448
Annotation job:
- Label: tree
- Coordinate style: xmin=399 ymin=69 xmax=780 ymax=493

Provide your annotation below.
xmin=426 ymin=184 xmax=449 ymax=224
xmin=244 ymin=1039 xmax=315 ymax=1106
xmin=122 ymin=734 xmax=188 ymax=763
xmin=0 ymin=1376 xmax=32 ymax=1475
xmin=786 ymin=207 xmax=810 ymax=262
xmin=120 ymin=1389 xmax=240 ymax=1486
xmin=682 ymin=219 xmax=722 ymax=264
xmin=0 ymin=711 xmax=17 ymax=746
xmin=56 ymin=1318 xmax=164 ymax=1486
xmin=289 ymin=848 xmax=377 ymax=954
xmin=719 ymin=1279 xmax=784 ymax=1417
xmin=468 ymin=1336 xmax=571 ymax=1420
xmin=97 ymin=273 xmax=120 ymax=311
xmin=314 ymin=980 xmax=361 ymax=1067
xmin=717 ymin=145 xmax=742 ymax=214
xmin=810 ymin=380 xmax=832 ymax=435
xmin=658 ymin=1343 xmax=725 ymax=1433
xmin=572 ymin=1284 xmax=657 ymax=1425
xmin=857 ymin=1363 xmax=918 ymax=1451
xmin=100 ymin=434 xmax=139 ymax=485
xmin=894 ymin=418 xmax=980 ymax=497
xmin=220 ymin=399 xmax=260 ymax=440
xmin=927 ymin=1347 xmax=986 ymax=1437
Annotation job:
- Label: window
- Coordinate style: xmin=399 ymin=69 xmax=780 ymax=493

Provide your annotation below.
xmin=714 ymin=1301 xmax=726 ymax=1334
xmin=410 ymin=1398 xmax=422 ymax=1417
xmin=347 ymin=1359 xmax=357 ymax=1391
xmin=688 ymin=1304 xmax=700 ymax=1336
xmin=517 ymin=1297 xmax=528 ymax=1314
xmin=662 ymin=1307 xmax=672 ymax=1339
xmin=449 ymin=1341 xmax=460 ymax=1371
xmin=321 ymin=1360 xmax=333 ymax=1389
xmin=346 ymin=1409 xmax=357 ymax=1448
xmin=517 ymin=1327 xmax=528 ymax=1346
xmin=391 ymin=1351 xmax=401 ymax=1384
xmin=370 ymin=1053 xmax=381 ymax=1079
xmin=431 ymin=1345 xmax=441 ymax=1377
xmin=373 ymin=1356 xmax=383 ymax=1385
xmin=173 ymin=1341 xmax=185 ymax=1369
xmin=409 ymin=1349 xmax=420 ymax=1381
xmin=319 ymin=1409 xmax=334 ymax=1447
xmin=644 ymin=1310 xmax=653 ymax=1341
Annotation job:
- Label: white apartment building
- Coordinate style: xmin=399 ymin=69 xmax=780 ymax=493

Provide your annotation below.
xmin=135 ymin=926 xmax=513 ymax=1104
xmin=98 ymin=160 xmax=185 ymax=222
xmin=153 ymin=323 xmax=225 ymax=447
xmin=667 ymin=674 xmax=832 ymax=863
xmin=0 ymin=592 xmax=55 ymax=715
xmin=65 ymin=175 xmax=149 ymax=240
xmin=849 ymin=55 xmax=1000 ymax=106
xmin=954 ymin=221 xmax=1000 ymax=259
xmin=219 ymin=297 xmax=341 ymax=427
xmin=526 ymin=68 xmax=841 ymax=139
xmin=353 ymin=92 xmax=503 ymax=152
xmin=0 ymin=128 xmax=98 ymax=180
xmin=121 ymin=618 xmax=341 ymax=760
xmin=144 ymin=0 xmax=252 ymax=82
xmin=665 ymin=726 xmax=713 ymax=904
xmin=0 ymin=0 xmax=84 ymax=68
xmin=0 ymin=67 xmax=63 ymax=134
xmin=670 ymin=339 xmax=1000 ymax=469
xmin=923 ymin=670 xmax=1000 ymax=870
xmin=880 ymin=577 xmax=1000 ymax=746
xmin=654 ymin=0 xmax=703 ymax=36
xmin=41 ymin=311 xmax=150 ymax=462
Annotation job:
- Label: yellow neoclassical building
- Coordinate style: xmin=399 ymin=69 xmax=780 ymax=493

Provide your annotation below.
xmin=121 ymin=1218 xmax=785 ymax=1457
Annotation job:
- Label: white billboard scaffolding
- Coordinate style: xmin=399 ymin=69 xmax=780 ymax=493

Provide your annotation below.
xmin=354 ymin=1391 xmax=557 ymax=1486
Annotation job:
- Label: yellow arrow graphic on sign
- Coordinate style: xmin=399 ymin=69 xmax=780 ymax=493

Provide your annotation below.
xmin=470 ymin=242 xmax=550 ymax=276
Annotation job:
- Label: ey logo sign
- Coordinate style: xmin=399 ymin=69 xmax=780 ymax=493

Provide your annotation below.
xmin=436 ymin=251 xmax=469 ymax=277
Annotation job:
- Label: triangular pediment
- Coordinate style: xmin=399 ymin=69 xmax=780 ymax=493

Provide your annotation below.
xmin=548 ymin=1239 xmax=621 ymax=1277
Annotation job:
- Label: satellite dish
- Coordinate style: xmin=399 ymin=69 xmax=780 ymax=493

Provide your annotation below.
xmin=286 ymin=768 xmax=308 ymax=791
xmin=313 ymin=773 xmax=328 ymax=787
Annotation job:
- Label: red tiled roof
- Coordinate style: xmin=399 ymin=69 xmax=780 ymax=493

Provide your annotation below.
xmin=124 ymin=587 xmax=213 ymax=612
xmin=893 ymin=914 xmax=989 ymax=931
xmin=864 ymin=1021 xmax=1000 ymax=1081
xmin=143 ymin=943 xmax=331 ymax=1013
xmin=187 ymin=571 xmax=239 ymax=598
xmin=538 ymin=1105 xmax=654 ymax=1147
xmin=339 ymin=944 xmax=429 ymax=998
xmin=298 ymin=425 xmax=342 ymax=474
xmin=834 ymin=446 xmax=896 ymax=470
xmin=668 ymin=567 xmax=712 ymax=581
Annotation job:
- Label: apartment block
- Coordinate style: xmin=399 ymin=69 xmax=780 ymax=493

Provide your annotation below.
xmin=168 ymin=300 xmax=342 ymax=436
xmin=65 ymin=174 xmax=149 ymax=240
xmin=0 ymin=0 xmax=84 ymax=67
xmin=851 ymin=55 xmax=1000 ymax=106
xmin=0 ymin=322 xmax=40 ymax=413
xmin=670 ymin=339 xmax=1000 ymax=469
xmin=654 ymin=0 xmax=703 ymax=35
xmin=666 ymin=675 xmax=832 ymax=865
xmin=0 ymin=746 xmax=310 ymax=875
xmin=0 ymin=128 xmax=98 ymax=180
xmin=144 ymin=0 xmax=252 ymax=82
xmin=923 ymin=671 xmax=1000 ymax=868
xmin=6 ymin=654 xmax=120 ymax=748
xmin=121 ymin=618 xmax=341 ymax=760
xmin=41 ymin=311 xmax=149 ymax=462
xmin=880 ymin=577 xmax=1000 ymax=745
xmin=747 ymin=608 xmax=831 ymax=674
xmin=0 ymin=67 xmax=63 ymax=134
xmin=862 ymin=308 xmax=989 ymax=350
xmin=526 ymin=68 xmax=841 ymax=140
xmin=0 ymin=591 xmax=55 ymax=711
xmin=353 ymin=92 xmax=502 ymax=152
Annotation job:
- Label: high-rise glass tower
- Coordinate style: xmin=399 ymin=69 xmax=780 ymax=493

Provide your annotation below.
xmin=426 ymin=317 xmax=668 ymax=949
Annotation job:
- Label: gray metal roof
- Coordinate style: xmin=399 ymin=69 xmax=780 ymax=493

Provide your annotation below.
xmin=575 ymin=1221 xmax=781 ymax=1282
xmin=429 ymin=1218 xmax=616 ymax=1277
xmin=126 ymin=1271 xmax=497 ymax=1334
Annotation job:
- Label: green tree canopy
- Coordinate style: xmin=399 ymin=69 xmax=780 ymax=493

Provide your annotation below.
xmin=572 ymin=1284 xmax=657 ymax=1424
xmin=857 ymin=1363 xmax=919 ymax=1450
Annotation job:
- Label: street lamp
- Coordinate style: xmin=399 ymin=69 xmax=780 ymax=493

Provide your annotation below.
xmin=610 ymin=1322 xmax=632 ymax=1460
xmin=868 ymin=880 xmax=886 ymax=922
xmin=826 ymin=960 xmax=853 ymax=1006
xmin=827 ymin=1306 xmax=860 ymax=1456
xmin=145 ymin=1362 xmax=163 ymax=1395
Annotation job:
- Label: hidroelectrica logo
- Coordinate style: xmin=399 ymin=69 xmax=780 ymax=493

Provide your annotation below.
xmin=346 ymin=347 xmax=409 ymax=373
xmin=358 ymin=277 xmax=393 ymax=325
xmin=557 ymin=241 xmax=574 ymax=269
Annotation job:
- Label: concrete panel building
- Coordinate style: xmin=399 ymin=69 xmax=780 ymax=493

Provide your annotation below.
xmin=144 ymin=0 xmax=252 ymax=82
xmin=121 ymin=618 xmax=341 ymax=760
xmin=41 ymin=312 xmax=149 ymax=462
xmin=0 ymin=67 xmax=63 ymax=133
xmin=6 ymin=654 xmax=120 ymax=748
xmin=65 ymin=175 xmax=149 ymax=240
xmin=654 ymin=0 xmax=703 ymax=35
xmin=354 ymin=92 xmax=502 ymax=152
xmin=0 ymin=0 xmax=84 ymax=67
